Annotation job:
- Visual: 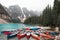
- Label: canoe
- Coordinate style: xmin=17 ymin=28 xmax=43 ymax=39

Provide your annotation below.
xmin=30 ymin=27 xmax=40 ymax=30
xmin=7 ymin=32 xmax=18 ymax=38
xmin=17 ymin=33 xmax=26 ymax=39
xmin=2 ymin=31 xmax=12 ymax=35
xmin=31 ymin=33 xmax=40 ymax=40
xmin=7 ymin=33 xmax=17 ymax=39
xmin=26 ymin=33 xmax=31 ymax=40
xmin=25 ymin=28 xmax=30 ymax=30
xmin=40 ymin=33 xmax=53 ymax=39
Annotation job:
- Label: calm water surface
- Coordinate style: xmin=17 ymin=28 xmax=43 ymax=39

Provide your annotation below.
xmin=0 ymin=24 xmax=27 ymax=31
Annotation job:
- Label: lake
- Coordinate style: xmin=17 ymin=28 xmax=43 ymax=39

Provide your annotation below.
xmin=0 ymin=24 xmax=27 ymax=31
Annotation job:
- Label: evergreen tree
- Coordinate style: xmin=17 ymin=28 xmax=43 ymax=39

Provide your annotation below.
xmin=24 ymin=16 xmax=41 ymax=25
xmin=42 ymin=5 xmax=52 ymax=26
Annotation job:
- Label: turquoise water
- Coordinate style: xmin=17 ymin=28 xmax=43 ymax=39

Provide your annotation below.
xmin=0 ymin=24 xmax=27 ymax=31
xmin=0 ymin=24 xmax=37 ymax=31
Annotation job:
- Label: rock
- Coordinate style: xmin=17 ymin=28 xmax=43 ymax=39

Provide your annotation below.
xmin=0 ymin=18 xmax=8 ymax=24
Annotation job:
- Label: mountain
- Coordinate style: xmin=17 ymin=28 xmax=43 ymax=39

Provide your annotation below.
xmin=22 ymin=7 xmax=40 ymax=17
xmin=4 ymin=5 xmax=40 ymax=22
xmin=8 ymin=5 xmax=40 ymax=19
xmin=9 ymin=5 xmax=23 ymax=19
xmin=0 ymin=18 xmax=8 ymax=24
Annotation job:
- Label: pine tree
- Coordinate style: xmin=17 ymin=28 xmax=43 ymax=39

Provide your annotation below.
xmin=42 ymin=5 xmax=52 ymax=26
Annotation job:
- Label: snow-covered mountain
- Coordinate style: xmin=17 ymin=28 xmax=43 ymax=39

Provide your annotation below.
xmin=5 ymin=5 xmax=40 ymax=22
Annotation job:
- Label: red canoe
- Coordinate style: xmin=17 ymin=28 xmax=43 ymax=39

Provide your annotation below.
xmin=40 ymin=33 xmax=53 ymax=39
xmin=26 ymin=33 xmax=31 ymax=40
xmin=17 ymin=33 xmax=26 ymax=40
xmin=31 ymin=34 xmax=40 ymax=40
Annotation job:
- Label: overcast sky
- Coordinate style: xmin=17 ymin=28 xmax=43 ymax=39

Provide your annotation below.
xmin=0 ymin=0 xmax=54 ymax=11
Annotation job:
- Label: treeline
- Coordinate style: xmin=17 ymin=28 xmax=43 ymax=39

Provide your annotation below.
xmin=24 ymin=5 xmax=52 ymax=26
xmin=24 ymin=0 xmax=60 ymax=29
